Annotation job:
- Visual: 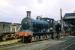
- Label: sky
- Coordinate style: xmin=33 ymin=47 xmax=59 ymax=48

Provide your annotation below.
xmin=0 ymin=0 xmax=75 ymax=23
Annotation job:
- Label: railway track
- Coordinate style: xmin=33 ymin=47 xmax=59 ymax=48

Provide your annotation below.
xmin=0 ymin=37 xmax=46 ymax=46
xmin=0 ymin=39 xmax=21 ymax=46
xmin=0 ymin=33 xmax=64 ymax=46
xmin=0 ymin=35 xmax=66 ymax=50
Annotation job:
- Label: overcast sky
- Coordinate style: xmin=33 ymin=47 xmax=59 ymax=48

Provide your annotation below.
xmin=0 ymin=0 xmax=75 ymax=23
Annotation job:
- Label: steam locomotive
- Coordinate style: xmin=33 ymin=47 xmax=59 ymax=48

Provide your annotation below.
xmin=17 ymin=11 xmax=55 ymax=42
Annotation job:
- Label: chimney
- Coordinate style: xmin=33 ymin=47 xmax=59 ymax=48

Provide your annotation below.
xmin=26 ymin=11 xmax=31 ymax=18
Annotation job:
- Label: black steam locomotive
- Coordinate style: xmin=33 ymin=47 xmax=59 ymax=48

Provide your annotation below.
xmin=17 ymin=17 xmax=54 ymax=42
xmin=17 ymin=11 xmax=55 ymax=42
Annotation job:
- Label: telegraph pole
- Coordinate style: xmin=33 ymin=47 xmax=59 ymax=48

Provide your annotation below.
xmin=60 ymin=8 xmax=64 ymax=36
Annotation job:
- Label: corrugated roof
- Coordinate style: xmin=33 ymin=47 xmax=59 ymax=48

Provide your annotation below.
xmin=0 ymin=22 xmax=21 ymax=25
xmin=63 ymin=13 xmax=75 ymax=20
xmin=64 ymin=13 xmax=75 ymax=17
xmin=0 ymin=22 xmax=11 ymax=24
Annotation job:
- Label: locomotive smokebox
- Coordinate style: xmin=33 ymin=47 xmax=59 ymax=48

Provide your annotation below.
xmin=26 ymin=11 xmax=31 ymax=18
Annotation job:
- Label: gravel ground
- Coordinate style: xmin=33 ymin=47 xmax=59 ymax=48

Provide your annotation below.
xmin=1 ymin=36 xmax=74 ymax=50
xmin=44 ymin=36 xmax=75 ymax=50
xmin=0 ymin=39 xmax=64 ymax=50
